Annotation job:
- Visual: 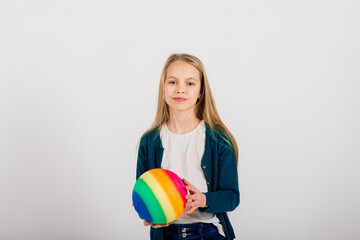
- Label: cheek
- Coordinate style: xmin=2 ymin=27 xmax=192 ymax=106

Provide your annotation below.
xmin=191 ymin=88 xmax=201 ymax=99
xmin=164 ymin=86 xmax=169 ymax=96
xmin=164 ymin=87 xmax=172 ymax=102
xmin=164 ymin=85 xmax=178 ymax=99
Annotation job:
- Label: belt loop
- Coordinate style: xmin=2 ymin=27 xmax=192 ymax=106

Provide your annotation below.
xmin=198 ymin=223 xmax=203 ymax=236
xmin=178 ymin=224 xmax=181 ymax=236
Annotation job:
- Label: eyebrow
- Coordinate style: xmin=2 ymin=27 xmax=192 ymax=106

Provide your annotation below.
xmin=166 ymin=76 xmax=200 ymax=82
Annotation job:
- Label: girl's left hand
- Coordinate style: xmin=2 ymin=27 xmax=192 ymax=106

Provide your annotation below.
xmin=183 ymin=178 xmax=207 ymax=215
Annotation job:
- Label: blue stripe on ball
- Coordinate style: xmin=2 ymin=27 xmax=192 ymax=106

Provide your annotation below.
xmin=132 ymin=191 xmax=153 ymax=223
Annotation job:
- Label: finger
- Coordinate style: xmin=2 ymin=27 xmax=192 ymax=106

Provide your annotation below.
xmin=185 ymin=194 xmax=199 ymax=201
xmin=186 ymin=201 xmax=200 ymax=209
xmin=187 ymin=189 xmax=200 ymax=197
xmin=144 ymin=220 xmax=169 ymax=228
xmin=182 ymin=179 xmax=201 ymax=196
xmin=184 ymin=206 xmax=197 ymax=215
xmin=186 ymin=186 xmax=195 ymax=193
xmin=186 ymin=185 xmax=199 ymax=193
xmin=151 ymin=223 xmax=169 ymax=228
xmin=183 ymin=181 xmax=198 ymax=191
xmin=182 ymin=178 xmax=193 ymax=187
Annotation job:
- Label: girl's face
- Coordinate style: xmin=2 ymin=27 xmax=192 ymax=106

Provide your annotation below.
xmin=164 ymin=60 xmax=201 ymax=115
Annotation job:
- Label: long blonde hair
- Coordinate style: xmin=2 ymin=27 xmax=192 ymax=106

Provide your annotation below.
xmin=145 ymin=53 xmax=238 ymax=162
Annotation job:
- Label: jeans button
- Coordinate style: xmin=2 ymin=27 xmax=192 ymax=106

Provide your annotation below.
xmin=182 ymin=233 xmax=187 ymax=238
xmin=182 ymin=227 xmax=186 ymax=232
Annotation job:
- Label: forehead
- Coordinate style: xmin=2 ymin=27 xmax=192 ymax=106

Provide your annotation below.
xmin=166 ymin=60 xmax=200 ymax=80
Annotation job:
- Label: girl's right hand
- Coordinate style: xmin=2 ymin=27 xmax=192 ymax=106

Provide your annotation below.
xmin=143 ymin=220 xmax=169 ymax=228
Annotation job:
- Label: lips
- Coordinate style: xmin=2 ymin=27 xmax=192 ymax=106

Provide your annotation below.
xmin=173 ymin=98 xmax=187 ymax=102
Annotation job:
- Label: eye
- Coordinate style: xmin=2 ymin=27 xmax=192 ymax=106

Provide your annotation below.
xmin=187 ymin=82 xmax=195 ymax=86
xmin=168 ymin=81 xmax=176 ymax=84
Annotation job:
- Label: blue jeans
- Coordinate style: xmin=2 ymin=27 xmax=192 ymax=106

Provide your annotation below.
xmin=166 ymin=223 xmax=226 ymax=240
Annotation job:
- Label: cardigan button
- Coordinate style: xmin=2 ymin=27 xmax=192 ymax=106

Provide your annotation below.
xmin=203 ymin=165 xmax=206 ymax=169
xmin=207 ymin=181 xmax=209 ymax=185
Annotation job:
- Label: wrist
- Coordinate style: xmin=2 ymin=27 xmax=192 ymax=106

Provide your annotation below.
xmin=201 ymin=193 xmax=207 ymax=208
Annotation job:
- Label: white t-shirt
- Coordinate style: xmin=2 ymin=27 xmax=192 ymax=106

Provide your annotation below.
xmin=160 ymin=120 xmax=225 ymax=236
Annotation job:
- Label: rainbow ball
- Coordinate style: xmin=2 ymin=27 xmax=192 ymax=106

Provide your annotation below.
xmin=132 ymin=168 xmax=188 ymax=224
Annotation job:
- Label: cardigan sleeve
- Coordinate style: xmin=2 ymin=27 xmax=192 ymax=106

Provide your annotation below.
xmin=136 ymin=135 xmax=149 ymax=179
xmin=200 ymin=141 xmax=240 ymax=213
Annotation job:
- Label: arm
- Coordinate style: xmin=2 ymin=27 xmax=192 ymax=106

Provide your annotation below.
xmin=200 ymin=143 xmax=240 ymax=213
xmin=135 ymin=135 xmax=169 ymax=228
xmin=136 ymin=136 xmax=149 ymax=179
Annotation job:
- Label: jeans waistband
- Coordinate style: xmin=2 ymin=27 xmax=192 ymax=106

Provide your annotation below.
xmin=167 ymin=223 xmax=217 ymax=239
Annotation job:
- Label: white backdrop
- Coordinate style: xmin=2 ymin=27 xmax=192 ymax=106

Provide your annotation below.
xmin=1 ymin=1 xmax=360 ymax=239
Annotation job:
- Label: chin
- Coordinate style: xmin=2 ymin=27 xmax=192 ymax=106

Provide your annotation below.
xmin=170 ymin=106 xmax=196 ymax=113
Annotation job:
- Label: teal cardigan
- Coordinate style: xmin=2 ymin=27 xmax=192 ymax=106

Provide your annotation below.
xmin=136 ymin=122 xmax=240 ymax=240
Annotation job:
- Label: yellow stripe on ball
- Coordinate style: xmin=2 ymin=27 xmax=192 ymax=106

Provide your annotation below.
xmin=140 ymin=171 xmax=176 ymax=222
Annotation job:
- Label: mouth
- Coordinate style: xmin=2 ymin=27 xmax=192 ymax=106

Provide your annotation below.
xmin=173 ymin=97 xmax=187 ymax=102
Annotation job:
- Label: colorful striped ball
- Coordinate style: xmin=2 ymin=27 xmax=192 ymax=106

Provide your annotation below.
xmin=132 ymin=168 xmax=188 ymax=224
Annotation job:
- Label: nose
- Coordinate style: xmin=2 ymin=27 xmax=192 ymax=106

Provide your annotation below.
xmin=176 ymin=88 xmax=185 ymax=94
xmin=176 ymin=84 xmax=185 ymax=94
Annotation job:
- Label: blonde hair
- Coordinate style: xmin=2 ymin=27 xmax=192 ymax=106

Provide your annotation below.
xmin=145 ymin=53 xmax=238 ymax=162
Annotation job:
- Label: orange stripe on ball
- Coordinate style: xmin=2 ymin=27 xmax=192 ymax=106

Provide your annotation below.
xmin=150 ymin=169 xmax=185 ymax=219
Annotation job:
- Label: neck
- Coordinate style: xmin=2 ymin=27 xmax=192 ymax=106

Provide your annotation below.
xmin=167 ymin=110 xmax=201 ymax=135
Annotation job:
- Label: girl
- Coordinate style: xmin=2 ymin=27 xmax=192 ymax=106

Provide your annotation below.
xmin=136 ymin=53 xmax=240 ymax=240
